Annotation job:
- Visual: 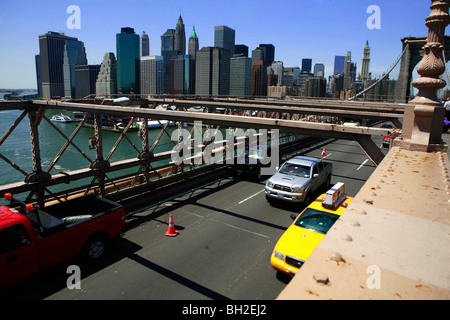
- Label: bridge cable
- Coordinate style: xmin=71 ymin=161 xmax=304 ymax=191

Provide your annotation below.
xmin=348 ymin=43 xmax=409 ymax=100
xmin=443 ymin=49 xmax=450 ymax=86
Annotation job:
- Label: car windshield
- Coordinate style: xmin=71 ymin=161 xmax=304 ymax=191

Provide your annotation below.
xmin=279 ymin=163 xmax=310 ymax=178
xmin=294 ymin=208 xmax=339 ymax=234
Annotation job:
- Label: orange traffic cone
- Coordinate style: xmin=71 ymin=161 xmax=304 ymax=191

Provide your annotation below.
xmin=321 ymin=147 xmax=326 ymax=157
xmin=165 ymin=214 xmax=179 ymax=237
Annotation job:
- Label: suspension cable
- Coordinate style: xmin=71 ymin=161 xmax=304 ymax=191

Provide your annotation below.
xmin=348 ymin=43 xmax=410 ymax=100
xmin=443 ymin=49 xmax=450 ymax=85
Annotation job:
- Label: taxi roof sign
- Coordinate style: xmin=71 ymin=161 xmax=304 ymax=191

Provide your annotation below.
xmin=322 ymin=182 xmax=346 ymax=210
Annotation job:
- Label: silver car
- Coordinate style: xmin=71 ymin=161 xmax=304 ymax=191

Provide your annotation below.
xmin=265 ymin=156 xmax=332 ymax=203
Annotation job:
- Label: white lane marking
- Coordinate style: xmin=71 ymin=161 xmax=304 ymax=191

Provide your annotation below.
xmin=357 ymin=159 xmax=369 ymax=171
xmin=181 ymin=209 xmax=270 ymax=239
xmin=223 ymin=222 xmax=271 ymax=238
xmin=238 ymin=189 xmax=265 ymax=204
xmin=322 ymin=153 xmax=332 ymax=159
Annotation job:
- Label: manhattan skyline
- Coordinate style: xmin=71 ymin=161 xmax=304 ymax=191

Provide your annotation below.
xmin=0 ymin=0 xmax=444 ymax=89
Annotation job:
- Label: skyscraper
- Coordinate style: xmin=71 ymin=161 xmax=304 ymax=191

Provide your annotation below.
xmin=161 ymin=29 xmax=180 ymax=93
xmin=259 ymin=44 xmax=275 ymax=66
xmin=96 ymin=52 xmax=117 ymax=98
xmin=38 ymin=31 xmax=81 ymax=99
xmin=141 ymin=31 xmax=150 ymax=56
xmin=116 ymin=27 xmax=140 ymax=94
xmin=313 ymin=62 xmax=325 ymax=78
xmin=252 ymin=47 xmax=264 ymax=63
xmin=75 ymin=64 xmax=100 ymax=99
xmin=301 ymin=58 xmax=312 ymax=73
xmin=344 ymin=51 xmax=352 ymax=90
xmin=333 ymin=55 xmax=345 ymax=75
xmin=360 ymin=40 xmax=371 ymax=84
xmin=161 ymin=29 xmax=175 ymax=52
xmin=63 ymin=39 xmax=87 ymax=99
xmin=35 ymin=55 xmax=42 ymax=97
xmin=230 ymin=56 xmax=252 ymax=96
xmin=174 ymin=15 xmax=186 ymax=56
xmin=270 ymin=61 xmax=284 ymax=86
xmin=214 ymin=26 xmax=235 ymax=56
xmin=305 ymin=77 xmax=327 ymax=97
xmin=251 ymin=60 xmax=267 ymax=97
xmin=188 ymin=26 xmax=199 ymax=60
xmin=170 ymin=57 xmax=185 ymax=94
xmin=140 ymin=55 xmax=164 ymax=96
xmin=234 ymin=45 xmax=249 ymax=57
xmin=195 ymin=47 xmax=230 ymax=96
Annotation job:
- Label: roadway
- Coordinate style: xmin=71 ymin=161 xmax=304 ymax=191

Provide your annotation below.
xmin=1 ymin=134 xmax=388 ymax=300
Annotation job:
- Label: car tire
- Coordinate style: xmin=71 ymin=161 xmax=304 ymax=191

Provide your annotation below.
xmin=305 ymin=192 xmax=312 ymax=206
xmin=255 ymin=167 xmax=262 ymax=181
xmin=324 ymin=176 xmax=331 ymax=191
xmin=82 ymin=234 xmax=109 ymax=262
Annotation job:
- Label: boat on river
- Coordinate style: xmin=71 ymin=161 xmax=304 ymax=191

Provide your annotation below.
xmin=50 ymin=113 xmax=73 ymax=123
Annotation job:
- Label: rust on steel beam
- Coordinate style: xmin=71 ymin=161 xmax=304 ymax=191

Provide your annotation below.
xmin=32 ymin=100 xmax=392 ymax=140
xmin=0 ymin=149 xmax=174 ymax=199
xmin=162 ymin=97 xmax=407 ymax=113
xmin=147 ymin=98 xmax=404 ymax=121
xmin=213 ymin=97 xmax=407 ymax=110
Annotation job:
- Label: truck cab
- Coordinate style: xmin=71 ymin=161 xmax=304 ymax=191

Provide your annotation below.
xmin=0 ymin=206 xmax=39 ymax=290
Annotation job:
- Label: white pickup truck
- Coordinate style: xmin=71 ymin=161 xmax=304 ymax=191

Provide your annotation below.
xmin=265 ymin=156 xmax=332 ymax=204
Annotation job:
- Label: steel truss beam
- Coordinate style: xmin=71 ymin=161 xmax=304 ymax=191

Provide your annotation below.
xmin=33 ymin=100 xmax=391 ymax=166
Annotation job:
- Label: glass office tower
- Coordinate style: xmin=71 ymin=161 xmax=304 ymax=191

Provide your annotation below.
xmin=214 ymin=25 xmax=235 ymax=56
xmin=141 ymin=32 xmax=150 ymax=57
xmin=333 ymin=55 xmax=345 ymax=75
xmin=63 ymin=39 xmax=87 ymax=99
xmin=116 ymin=27 xmax=140 ymax=94
xmin=38 ymin=31 xmax=80 ymax=99
xmin=230 ymin=56 xmax=252 ymax=96
xmin=140 ymin=56 xmax=164 ymax=96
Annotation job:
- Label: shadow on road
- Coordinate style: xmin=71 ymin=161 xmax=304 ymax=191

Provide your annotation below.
xmin=127 ymin=253 xmax=231 ymax=300
xmin=0 ymin=238 xmax=142 ymax=299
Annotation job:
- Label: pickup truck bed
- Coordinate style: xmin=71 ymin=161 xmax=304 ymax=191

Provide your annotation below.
xmin=23 ymin=195 xmax=122 ymax=235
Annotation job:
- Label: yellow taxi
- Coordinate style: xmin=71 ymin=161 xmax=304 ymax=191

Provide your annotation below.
xmin=270 ymin=182 xmax=353 ymax=275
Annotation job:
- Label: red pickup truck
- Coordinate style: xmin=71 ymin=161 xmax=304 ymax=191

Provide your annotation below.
xmin=0 ymin=194 xmax=126 ymax=291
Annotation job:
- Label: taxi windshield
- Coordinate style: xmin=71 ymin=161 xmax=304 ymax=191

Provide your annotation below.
xmin=294 ymin=208 xmax=339 ymax=234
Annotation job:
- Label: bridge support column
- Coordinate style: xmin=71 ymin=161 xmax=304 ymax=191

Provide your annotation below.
xmin=352 ymin=134 xmax=385 ymax=166
xmin=138 ymin=116 xmax=154 ymax=183
xmin=89 ymin=113 xmax=110 ymax=196
xmin=394 ymin=0 xmax=449 ymax=153
xmin=25 ymin=107 xmax=51 ymax=208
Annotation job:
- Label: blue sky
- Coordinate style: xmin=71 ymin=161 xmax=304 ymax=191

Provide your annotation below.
xmin=0 ymin=0 xmax=440 ymax=89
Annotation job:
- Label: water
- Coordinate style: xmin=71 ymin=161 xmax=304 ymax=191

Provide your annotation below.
xmin=0 ymin=106 xmax=177 ymax=192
